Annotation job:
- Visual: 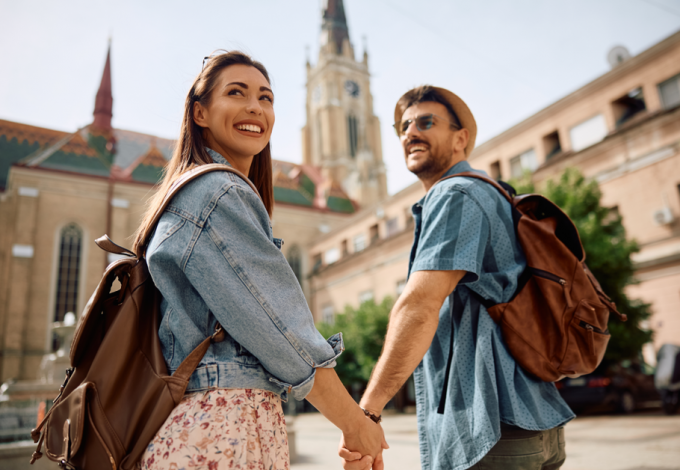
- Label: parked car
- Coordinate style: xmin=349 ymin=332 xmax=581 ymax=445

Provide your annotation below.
xmin=655 ymin=344 xmax=680 ymax=415
xmin=556 ymin=361 xmax=659 ymax=414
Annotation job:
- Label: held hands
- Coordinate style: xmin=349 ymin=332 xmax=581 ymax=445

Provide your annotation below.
xmin=338 ymin=415 xmax=389 ymax=470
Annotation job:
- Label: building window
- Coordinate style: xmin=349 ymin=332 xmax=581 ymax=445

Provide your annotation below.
xmin=353 ymin=234 xmax=366 ymax=252
xmin=325 ymin=247 xmax=340 ymax=265
xmin=509 ymin=148 xmax=538 ymax=179
xmin=603 ymin=205 xmax=620 ymax=225
xmin=287 ymin=244 xmax=302 ymax=283
xmin=542 ymin=131 xmax=562 ymax=160
xmin=322 ymin=304 xmax=335 ymax=324
xmin=570 ymin=114 xmax=608 ymax=152
xmin=369 ymin=224 xmax=379 ymax=245
xmin=341 ymin=239 xmax=349 ymax=257
xmin=312 ymin=253 xmax=322 ymax=272
xmin=385 ymin=217 xmax=400 ymax=237
xmin=54 ymin=223 xmax=82 ymax=322
xmin=489 ymin=161 xmax=501 ymax=180
xmin=658 ymin=73 xmax=680 ymax=110
xmin=348 ymin=115 xmax=358 ymax=157
xmin=612 ymin=87 xmax=646 ymax=127
xmin=359 ymin=290 xmax=374 ymax=304
xmin=397 ymin=280 xmax=407 ymax=296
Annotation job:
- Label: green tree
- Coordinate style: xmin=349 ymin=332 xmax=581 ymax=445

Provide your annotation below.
xmin=317 ymin=297 xmax=392 ymax=388
xmin=510 ymin=167 xmax=652 ymax=365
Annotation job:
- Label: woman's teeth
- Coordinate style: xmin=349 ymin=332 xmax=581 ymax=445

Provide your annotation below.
xmin=236 ymin=124 xmax=262 ymax=133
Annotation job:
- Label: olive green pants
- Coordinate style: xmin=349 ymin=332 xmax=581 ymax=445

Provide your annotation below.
xmin=469 ymin=424 xmax=566 ymax=470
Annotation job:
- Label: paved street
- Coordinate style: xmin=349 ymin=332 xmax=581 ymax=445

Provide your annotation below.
xmin=290 ymin=411 xmax=680 ymax=470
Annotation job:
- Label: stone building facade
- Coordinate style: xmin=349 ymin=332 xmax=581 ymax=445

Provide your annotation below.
xmin=309 ymin=30 xmax=680 ymax=361
xmin=0 ymin=0 xmax=387 ymax=382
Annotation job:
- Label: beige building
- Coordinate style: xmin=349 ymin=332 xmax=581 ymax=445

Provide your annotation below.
xmin=0 ymin=1 xmax=386 ymax=383
xmin=309 ymin=30 xmax=680 ymax=359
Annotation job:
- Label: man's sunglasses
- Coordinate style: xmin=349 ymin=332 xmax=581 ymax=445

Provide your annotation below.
xmin=393 ymin=113 xmax=460 ymax=137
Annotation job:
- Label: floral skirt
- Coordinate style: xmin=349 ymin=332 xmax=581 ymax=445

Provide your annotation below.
xmin=140 ymin=388 xmax=289 ymax=470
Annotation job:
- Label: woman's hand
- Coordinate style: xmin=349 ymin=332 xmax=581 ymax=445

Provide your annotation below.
xmin=304 ymin=368 xmax=388 ymax=468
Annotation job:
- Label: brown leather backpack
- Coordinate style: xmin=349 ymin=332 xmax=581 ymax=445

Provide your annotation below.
xmin=30 ymin=164 xmax=258 ymax=469
xmin=436 ymin=172 xmax=626 ymax=400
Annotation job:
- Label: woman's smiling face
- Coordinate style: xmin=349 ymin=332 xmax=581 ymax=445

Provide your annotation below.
xmin=193 ymin=63 xmax=275 ymax=161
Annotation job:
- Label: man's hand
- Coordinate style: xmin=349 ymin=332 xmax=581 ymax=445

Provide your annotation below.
xmin=338 ymin=427 xmax=389 ymax=470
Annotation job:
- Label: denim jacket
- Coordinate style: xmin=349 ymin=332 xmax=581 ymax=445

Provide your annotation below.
xmin=146 ymin=148 xmax=343 ymax=401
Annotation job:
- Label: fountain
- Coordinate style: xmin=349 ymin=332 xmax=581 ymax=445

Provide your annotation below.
xmin=0 ymin=313 xmax=75 ymax=469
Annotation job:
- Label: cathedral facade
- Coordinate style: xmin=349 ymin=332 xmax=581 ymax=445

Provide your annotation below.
xmin=0 ymin=0 xmax=385 ymax=382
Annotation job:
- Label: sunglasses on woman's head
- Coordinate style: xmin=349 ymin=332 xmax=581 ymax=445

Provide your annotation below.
xmin=393 ymin=113 xmax=460 ymax=137
xmin=202 ymin=51 xmax=230 ymax=70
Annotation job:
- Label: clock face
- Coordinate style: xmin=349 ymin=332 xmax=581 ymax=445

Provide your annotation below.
xmin=344 ymin=80 xmax=360 ymax=98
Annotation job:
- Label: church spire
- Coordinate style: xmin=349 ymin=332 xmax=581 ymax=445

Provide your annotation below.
xmin=322 ymin=0 xmax=350 ymax=55
xmin=92 ymin=42 xmax=113 ymax=131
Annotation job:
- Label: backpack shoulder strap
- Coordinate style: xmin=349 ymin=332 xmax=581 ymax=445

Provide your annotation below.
xmin=134 ymin=163 xmax=258 ymax=257
xmin=436 ymin=171 xmax=513 ymax=204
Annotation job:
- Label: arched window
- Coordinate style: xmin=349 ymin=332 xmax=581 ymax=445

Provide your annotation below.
xmin=54 ymin=223 xmax=82 ymax=322
xmin=287 ymin=245 xmax=302 ymax=284
xmin=347 ymin=115 xmax=358 ymax=158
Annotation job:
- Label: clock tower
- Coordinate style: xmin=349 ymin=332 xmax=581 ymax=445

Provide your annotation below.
xmin=301 ymin=0 xmax=388 ymax=207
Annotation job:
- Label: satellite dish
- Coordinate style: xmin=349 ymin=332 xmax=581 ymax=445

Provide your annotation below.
xmin=607 ymin=45 xmax=631 ymax=68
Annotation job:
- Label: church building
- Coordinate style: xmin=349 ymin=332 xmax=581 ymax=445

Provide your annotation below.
xmin=0 ymin=0 xmax=385 ymax=382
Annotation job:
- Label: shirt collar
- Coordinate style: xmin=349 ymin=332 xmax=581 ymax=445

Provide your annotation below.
xmin=205 ymin=147 xmax=231 ymax=167
xmin=413 ymin=159 xmax=473 ymax=209
xmin=441 ymin=159 xmax=472 ymax=178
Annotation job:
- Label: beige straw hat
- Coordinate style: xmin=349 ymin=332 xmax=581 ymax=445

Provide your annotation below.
xmin=394 ymin=86 xmax=477 ymax=157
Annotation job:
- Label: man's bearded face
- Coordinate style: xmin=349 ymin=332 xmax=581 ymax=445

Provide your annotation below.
xmin=400 ymin=101 xmax=459 ymax=180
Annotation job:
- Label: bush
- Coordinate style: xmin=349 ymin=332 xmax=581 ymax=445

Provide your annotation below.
xmin=317 ymin=297 xmax=392 ymax=389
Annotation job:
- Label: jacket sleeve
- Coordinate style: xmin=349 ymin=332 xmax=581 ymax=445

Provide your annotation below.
xmin=182 ymin=183 xmax=343 ymax=400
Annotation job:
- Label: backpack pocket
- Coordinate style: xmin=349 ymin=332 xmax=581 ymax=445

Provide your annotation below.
xmin=560 ymin=300 xmax=610 ymax=377
xmin=44 ymin=382 xmax=125 ymax=470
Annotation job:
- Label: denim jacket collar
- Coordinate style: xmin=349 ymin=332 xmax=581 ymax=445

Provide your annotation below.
xmin=205 ymin=147 xmax=231 ymax=166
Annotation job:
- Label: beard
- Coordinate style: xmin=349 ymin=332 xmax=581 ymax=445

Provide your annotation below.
xmin=406 ymin=146 xmax=452 ymax=181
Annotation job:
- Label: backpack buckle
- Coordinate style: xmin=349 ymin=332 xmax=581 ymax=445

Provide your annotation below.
xmin=58 ymin=460 xmax=76 ymax=470
xmin=211 ymin=323 xmax=225 ymax=343
xmin=53 ymin=368 xmax=74 ymax=404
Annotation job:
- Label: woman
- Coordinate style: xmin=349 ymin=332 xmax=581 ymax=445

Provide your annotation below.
xmin=134 ymin=51 xmax=385 ymax=470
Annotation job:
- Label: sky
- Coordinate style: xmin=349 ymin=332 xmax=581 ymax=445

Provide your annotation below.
xmin=1 ymin=0 xmax=679 ymax=194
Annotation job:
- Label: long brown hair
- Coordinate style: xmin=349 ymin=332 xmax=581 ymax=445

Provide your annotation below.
xmin=133 ymin=51 xmax=274 ymax=252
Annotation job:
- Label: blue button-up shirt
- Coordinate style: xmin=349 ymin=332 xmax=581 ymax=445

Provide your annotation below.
xmin=410 ymin=160 xmax=574 ymax=470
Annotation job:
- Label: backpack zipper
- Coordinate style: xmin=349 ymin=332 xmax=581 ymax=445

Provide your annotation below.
xmin=530 ymin=267 xmax=573 ymax=308
xmin=578 ymin=320 xmax=609 ymax=355
xmin=578 ymin=319 xmax=608 ymax=335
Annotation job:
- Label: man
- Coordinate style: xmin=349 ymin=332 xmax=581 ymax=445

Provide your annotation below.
xmin=341 ymin=86 xmax=574 ymax=470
